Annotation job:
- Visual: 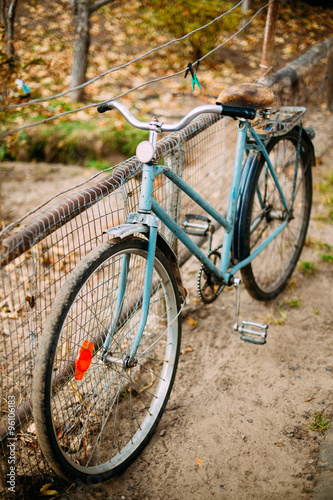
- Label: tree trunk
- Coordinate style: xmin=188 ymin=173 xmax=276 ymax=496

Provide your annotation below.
xmin=1 ymin=0 xmax=6 ymax=25
xmin=241 ymin=0 xmax=250 ymax=15
xmin=3 ymin=0 xmax=18 ymax=57
xmin=70 ymin=0 xmax=90 ymax=102
xmin=241 ymin=0 xmax=250 ymax=28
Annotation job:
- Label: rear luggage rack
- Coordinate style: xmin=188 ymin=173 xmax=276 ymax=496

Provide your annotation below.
xmin=253 ymin=106 xmax=306 ymax=137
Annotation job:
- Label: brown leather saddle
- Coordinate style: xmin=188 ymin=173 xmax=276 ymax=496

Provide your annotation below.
xmin=216 ymin=83 xmax=275 ymax=110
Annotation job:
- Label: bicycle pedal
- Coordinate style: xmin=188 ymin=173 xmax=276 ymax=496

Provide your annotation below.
xmin=182 ymin=214 xmax=211 ymax=236
xmin=238 ymin=320 xmax=268 ymax=345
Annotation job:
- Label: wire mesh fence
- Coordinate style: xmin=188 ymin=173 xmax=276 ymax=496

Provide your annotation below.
xmin=0 ymin=36 xmax=332 ymax=495
xmin=0 ymin=112 xmax=235 ymax=492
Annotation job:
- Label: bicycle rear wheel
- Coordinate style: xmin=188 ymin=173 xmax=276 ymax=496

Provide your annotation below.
xmin=236 ymin=128 xmax=312 ymax=300
xmin=33 ymin=237 xmax=181 ymax=483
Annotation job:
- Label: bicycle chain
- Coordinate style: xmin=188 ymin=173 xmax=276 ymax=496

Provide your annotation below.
xmin=197 ymin=245 xmax=225 ymax=304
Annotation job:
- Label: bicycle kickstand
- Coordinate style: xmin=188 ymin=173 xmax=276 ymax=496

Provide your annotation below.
xmin=233 ymin=277 xmax=268 ymax=345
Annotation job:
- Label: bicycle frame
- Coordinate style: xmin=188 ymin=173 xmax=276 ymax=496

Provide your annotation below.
xmin=105 ymin=117 xmax=300 ymax=364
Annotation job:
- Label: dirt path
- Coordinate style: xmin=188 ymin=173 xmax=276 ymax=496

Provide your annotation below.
xmin=1 ymin=113 xmax=332 ymax=500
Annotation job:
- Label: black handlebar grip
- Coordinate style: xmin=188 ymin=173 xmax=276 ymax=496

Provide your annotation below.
xmin=217 ymin=103 xmax=256 ymax=120
xmin=97 ymin=102 xmax=111 ymax=113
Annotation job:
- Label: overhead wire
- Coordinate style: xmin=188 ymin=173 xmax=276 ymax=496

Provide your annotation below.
xmin=0 ymin=0 xmax=275 ymax=234
xmin=0 ymin=0 xmax=273 ymax=140
xmin=0 ymin=0 xmax=246 ymax=113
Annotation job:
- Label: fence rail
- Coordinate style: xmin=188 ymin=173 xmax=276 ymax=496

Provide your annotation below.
xmin=0 ymin=37 xmax=332 ymax=494
xmin=259 ymin=36 xmax=333 ymax=110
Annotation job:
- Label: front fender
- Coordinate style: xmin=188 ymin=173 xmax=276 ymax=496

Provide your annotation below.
xmin=104 ymin=223 xmax=148 ymax=239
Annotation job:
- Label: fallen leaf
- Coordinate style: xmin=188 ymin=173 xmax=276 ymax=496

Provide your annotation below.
xmin=41 ymin=490 xmax=59 ymax=496
xmin=39 ymin=484 xmax=53 ymax=494
xmin=7 ymin=311 xmax=19 ymax=320
xmin=28 ymin=441 xmax=39 ymax=449
xmin=27 ymin=422 xmax=36 ymax=434
xmin=196 ymin=457 xmax=203 ymax=466
xmin=184 ymin=346 xmax=193 ymax=352
xmin=186 ymin=316 xmax=197 ymax=327
xmin=274 ymin=441 xmax=285 ymax=447
xmin=25 ymin=295 xmax=36 ymax=308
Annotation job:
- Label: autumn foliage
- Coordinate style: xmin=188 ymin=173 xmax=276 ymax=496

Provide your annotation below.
xmin=0 ymin=0 xmax=332 ymax=164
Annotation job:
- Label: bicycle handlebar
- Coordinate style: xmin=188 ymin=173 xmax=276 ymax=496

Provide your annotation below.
xmin=97 ymin=100 xmax=256 ymax=132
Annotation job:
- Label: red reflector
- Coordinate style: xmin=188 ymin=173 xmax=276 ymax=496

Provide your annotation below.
xmin=75 ymin=341 xmax=94 ymax=380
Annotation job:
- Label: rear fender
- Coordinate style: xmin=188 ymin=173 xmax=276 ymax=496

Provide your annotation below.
xmin=232 ymin=152 xmax=260 ymax=263
xmin=301 ymin=127 xmax=316 ymax=167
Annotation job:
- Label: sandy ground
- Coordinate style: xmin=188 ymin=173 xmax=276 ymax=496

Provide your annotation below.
xmin=90 ymin=136 xmax=333 ymax=500
xmin=0 ymin=113 xmax=332 ymax=500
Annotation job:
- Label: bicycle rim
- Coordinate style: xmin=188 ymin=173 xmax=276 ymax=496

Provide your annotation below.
xmin=33 ymin=238 xmax=181 ymax=482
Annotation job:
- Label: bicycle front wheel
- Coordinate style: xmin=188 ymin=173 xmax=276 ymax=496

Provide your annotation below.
xmin=238 ymin=128 xmax=312 ymax=300
xmin=33 ymin=237 xmax=181 ymax=483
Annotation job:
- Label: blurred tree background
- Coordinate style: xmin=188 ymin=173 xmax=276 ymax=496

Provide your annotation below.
xmin=0 ymin=0 xmax=332 ymax=165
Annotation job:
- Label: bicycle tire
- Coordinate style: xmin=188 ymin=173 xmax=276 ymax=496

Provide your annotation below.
xmin=33 ymin=237 xmax=181 ymax=483
xmin=235 ymin=127 xmax=312 ymax=300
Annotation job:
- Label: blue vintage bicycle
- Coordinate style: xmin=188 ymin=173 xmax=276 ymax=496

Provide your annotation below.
xmin=33 ymin=83 xmax=315 ymax=483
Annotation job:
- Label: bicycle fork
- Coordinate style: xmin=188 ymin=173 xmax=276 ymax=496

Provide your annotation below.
xmin=126 ymin=225 xmax=158 ymax=367
xmin=100 ymin=222 xmax=158 ymax=368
